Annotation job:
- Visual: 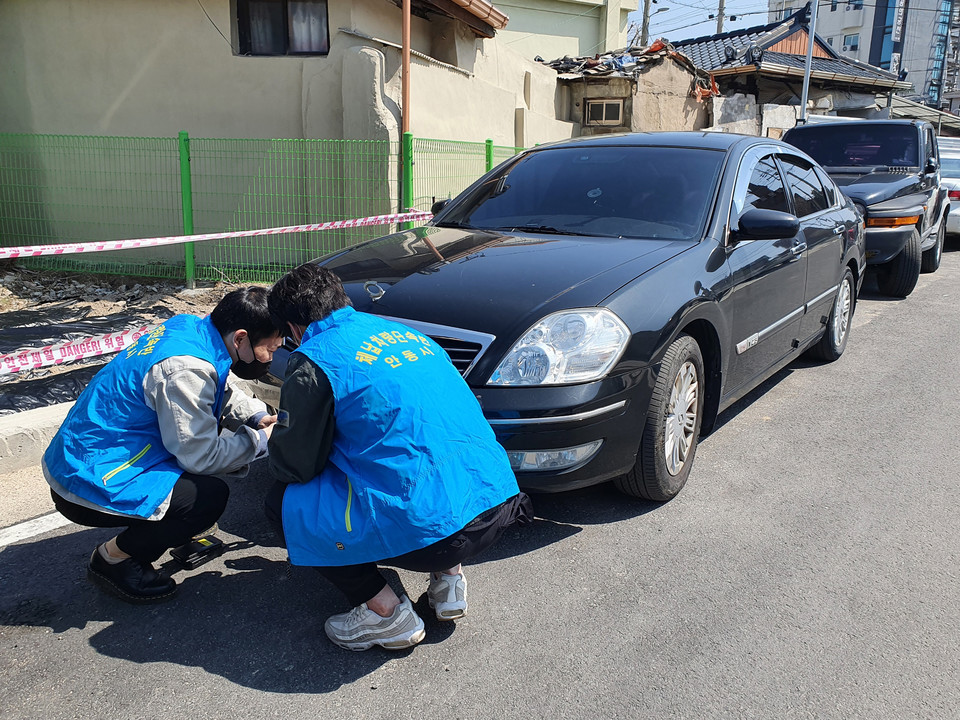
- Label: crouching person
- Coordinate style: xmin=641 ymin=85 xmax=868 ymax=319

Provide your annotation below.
xmin=266 ymin=264 xmax=532 ymax=652
xmin=43 ymin=287 xmax=285 ymax=604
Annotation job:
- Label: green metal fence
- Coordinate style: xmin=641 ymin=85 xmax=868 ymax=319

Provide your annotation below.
xmin=0 ymin=131 xmax=523 ymax=284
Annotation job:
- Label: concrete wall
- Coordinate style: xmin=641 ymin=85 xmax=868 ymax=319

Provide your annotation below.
xmin=0 ymin=0 xmax=574 ymax=147
xmin=495 ymin=0 xmax=637 ymax=62
xmin=561 ymin=59 xmax=709 ymax=136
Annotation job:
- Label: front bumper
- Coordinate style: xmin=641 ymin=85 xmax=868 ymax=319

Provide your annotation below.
xmin=863 ymin=225 xmax=915 ymax=265
xmin=476 ymin=368 xmax=653 ymax=493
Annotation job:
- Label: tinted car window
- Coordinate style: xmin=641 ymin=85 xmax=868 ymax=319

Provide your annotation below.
xmin=735 ymin=155 xmax=789 ymax=217
xmin=813 ymin=165 xmax=838 ymax=207
xmin=785 ymin=124 xmax=919 ymax=168
xmin=781 ymin=157 xmax=829 ymax=217
xmin=439 ymin=146 xmax=725 ymax=241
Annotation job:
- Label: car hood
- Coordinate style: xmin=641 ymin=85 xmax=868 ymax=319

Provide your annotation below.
xmin=829 ymin=171 xmax=924 ymax=205
xmin=318 ymin=225 xmax=691 ymax=337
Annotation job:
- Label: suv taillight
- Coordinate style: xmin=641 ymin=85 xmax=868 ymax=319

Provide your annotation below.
xmin=949 ymin=190 xmax=960 ymax=201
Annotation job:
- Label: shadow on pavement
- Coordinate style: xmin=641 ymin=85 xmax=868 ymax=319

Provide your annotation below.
xmin=0 ymin=480 xmax=594 ymax=693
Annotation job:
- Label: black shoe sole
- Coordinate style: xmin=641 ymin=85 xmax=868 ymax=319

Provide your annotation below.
xmin=87 ymin=565 xmax=178 ymax=605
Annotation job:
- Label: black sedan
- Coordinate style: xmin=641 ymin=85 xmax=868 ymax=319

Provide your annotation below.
xmin=264 ymin=132 xmax=865 ymax=502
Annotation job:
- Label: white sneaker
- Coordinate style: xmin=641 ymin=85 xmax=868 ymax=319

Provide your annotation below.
xmin=428 ymin=572 xmax=467 ymax=620
xmin=324 ymin=594 xmax=425 ymax=651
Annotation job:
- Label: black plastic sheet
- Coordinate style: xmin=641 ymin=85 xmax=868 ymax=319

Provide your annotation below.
xmin=0 ymin=304 xmax=174 ymax=414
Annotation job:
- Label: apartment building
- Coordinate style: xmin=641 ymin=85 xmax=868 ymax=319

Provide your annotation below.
xmin=768 ymin=0 xmax=953 ymax=107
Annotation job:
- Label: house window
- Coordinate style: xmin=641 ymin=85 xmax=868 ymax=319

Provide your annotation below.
xmin=827 ymin=37 xmax=834 ymax=46
xmin=585 ymin=99 xmax=624 ymax=126
xmin=842 ymin=33 xmax=859 ymax=52
xmin=846 ymin=0 xmax=863 ymax=8
xmin=831 ymin=0 xmax=838 ymax=10
xmin=237 ymin=0 xmax=330 ymax=56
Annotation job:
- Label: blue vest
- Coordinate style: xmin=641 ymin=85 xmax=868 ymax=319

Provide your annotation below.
xmin=282 ymin=307 xmax=518 ymax=567
xmin=43 ymin=315 xmax=232 ymax=518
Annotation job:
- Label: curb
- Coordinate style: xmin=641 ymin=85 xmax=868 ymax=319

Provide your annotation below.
xmin=0 ymin=402 xmax=73 ymax=473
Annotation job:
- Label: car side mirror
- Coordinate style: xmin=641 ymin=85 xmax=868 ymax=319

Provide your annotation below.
xmin=925 ymin=157 xmax=939 ymax=175
xmin=431 ymin=198 xmax=450 ymax=216
xmin=731 ymin=208 xmax=800 ymax=243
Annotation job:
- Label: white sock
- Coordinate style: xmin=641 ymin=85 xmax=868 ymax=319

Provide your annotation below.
xmin=98 ymin=543 xmax=126 ymax=565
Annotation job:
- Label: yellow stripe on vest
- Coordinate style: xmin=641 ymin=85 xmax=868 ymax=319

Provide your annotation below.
xmin=102 ymin=444 xmax=152 ymax=484
xmin=345 ymin=478 xmax=354 ymax=533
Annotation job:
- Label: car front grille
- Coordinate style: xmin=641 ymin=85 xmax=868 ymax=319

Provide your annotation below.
xmin=380 ymin=316 xmax=496 ymax=378
xmin=429 ymin=335 xmax=483 ymax=375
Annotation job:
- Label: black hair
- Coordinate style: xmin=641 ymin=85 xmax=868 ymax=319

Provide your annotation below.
xmin=268 ymin=264 xmax=351 ymax=327
xmin=210 ymin=286 xmax=284 ymax=344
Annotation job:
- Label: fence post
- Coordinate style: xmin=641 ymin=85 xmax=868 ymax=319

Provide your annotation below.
xmin=485 ymin=138 xmax=494 ymax=172
xmin=178 ymin=131 xmax=196 ymax=289
xmin=401 ymin=131 xmax=414 ymax=230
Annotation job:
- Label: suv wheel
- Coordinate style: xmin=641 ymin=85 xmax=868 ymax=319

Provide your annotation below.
xmin=921 ymin=222 xmax=944 ymax=273
xmin=615 ymin=334 xmax=704 ymax=502
xmin=877 ymin=229 xmax=921 ymax=298
xmin=806 ymin=268 xmax=855 ymax=362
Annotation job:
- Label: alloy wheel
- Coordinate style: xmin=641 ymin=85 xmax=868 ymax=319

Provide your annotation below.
xmin=664 ymin=360 xmax=699 ymax=476
xmin=833 ymin=276 xmax=852 ymax=346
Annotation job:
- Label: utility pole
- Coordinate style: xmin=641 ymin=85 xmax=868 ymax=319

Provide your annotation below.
xmin=717 ymin=0 xmax=726 ymax=33
xmin=640 ymin=0 xmax=653 ymax=47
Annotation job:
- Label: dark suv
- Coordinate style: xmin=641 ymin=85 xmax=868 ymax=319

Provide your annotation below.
xmin=783 ymin=119 xmax=948 ymax=297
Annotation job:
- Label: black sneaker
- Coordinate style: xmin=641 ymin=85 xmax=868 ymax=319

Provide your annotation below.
xmin=87 ymin=547 xmax=178 ymax=604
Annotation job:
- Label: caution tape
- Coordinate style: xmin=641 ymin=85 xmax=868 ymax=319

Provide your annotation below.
xmin=0 ymin=324 xmax=160 ymax=377
xmin=0 ymin=210 xmax=434 ymax=260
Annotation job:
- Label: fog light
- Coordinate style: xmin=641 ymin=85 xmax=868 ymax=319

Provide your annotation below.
xmin=507 ymin=440 xmax=603 ymax=472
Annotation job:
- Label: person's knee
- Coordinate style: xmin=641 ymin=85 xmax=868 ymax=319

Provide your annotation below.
xmin=189 ymin=475 xmax=230 ymax=523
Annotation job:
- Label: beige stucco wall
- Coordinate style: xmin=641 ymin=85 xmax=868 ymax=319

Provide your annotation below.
xmin=495 ymin=0 xmax=638 ymax=61
xmin=561 ymin=60 xmax=708 ymax=135
xmin=0 ymin=0 xmax=574 ymax=147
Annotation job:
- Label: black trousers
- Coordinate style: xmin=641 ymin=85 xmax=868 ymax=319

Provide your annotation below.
xmin=51 ymin=473 xmax=230 ymax=564
xmin=265 ymin=481 xmax=533 ymax=607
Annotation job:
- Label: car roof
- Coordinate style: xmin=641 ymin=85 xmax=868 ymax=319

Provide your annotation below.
xmin=528 ymin=131 xmax=773 ymax=153
xmin=785 ymin=119 xmax=929 ymax=132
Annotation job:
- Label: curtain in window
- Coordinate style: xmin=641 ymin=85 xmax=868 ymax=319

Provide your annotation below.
xmin=289 ymin=0 xmax=329 ymax=54
xmin=249 ymin=1 xmax=285 ymax=54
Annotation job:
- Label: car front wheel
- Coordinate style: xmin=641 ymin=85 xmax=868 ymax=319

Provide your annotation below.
xmin=807 ymin=268 xmax=855 ymax=362
xmin=615 ymin=334 xmax=704 ymax=502
xmin=876 ymin=228 xmax=921 ymax=297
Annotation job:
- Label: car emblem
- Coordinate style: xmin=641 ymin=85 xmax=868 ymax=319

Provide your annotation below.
xmin=364 ymin=281 xmax=386 ymax=302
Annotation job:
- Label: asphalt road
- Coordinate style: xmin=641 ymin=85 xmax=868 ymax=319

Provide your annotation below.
xmin=2 ymin=245 xmax=960 ymax=719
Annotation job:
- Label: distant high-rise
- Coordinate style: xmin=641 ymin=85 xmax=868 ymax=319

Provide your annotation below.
xmin=767 ymin=0 xmax=955 ymax=108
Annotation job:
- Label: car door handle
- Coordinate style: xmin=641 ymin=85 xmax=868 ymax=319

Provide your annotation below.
xmin=834 ymin=225 xmax=845 ymax=235
xmin=791 ymin=241 xmax=807 ymax=255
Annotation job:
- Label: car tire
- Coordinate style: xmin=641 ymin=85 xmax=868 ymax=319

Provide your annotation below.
xmin=876 ymin=228 xmax=921 ymax=298
xmin=614 ymin=334 xmax=704 ymax=502
xmin=806 ymin=268 xmax=855 ymax=362
xmin=921 ymin=221 xmax=944 ymax=273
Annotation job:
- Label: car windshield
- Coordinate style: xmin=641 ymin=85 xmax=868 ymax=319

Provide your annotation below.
xmin=436 ymin=146 xmax=725 ymax=241
xmin=785 ymin=124 xmax=920 ymax=169
xmin=940 ymin=154 xmax=960 ymax=177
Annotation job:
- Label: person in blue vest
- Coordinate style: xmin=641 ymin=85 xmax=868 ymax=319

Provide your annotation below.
xmin=43 ymin=286 xmax=285 ymax=604
xmin=265 ymin=264 xmax=532 ymax=652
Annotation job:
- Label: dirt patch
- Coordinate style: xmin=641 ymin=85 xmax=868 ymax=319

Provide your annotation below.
xmin=0 ymin=264 xmax=268 ymax=413
xmin=0 ymin=264 xmax=230 ymax=322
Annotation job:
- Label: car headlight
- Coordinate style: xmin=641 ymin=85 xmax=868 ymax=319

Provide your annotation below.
xmin=487 ymin=308 xmax=629 ymax=386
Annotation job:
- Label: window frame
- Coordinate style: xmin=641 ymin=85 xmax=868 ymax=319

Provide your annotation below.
xmin=584 ymin=99 xmax=625 ymax=127
xmin=236 ymin=0 xmax=331 ymax=57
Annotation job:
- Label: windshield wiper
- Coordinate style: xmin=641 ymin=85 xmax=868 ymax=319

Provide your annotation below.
xmin=434 ymin=220 xmax=476 ymax=229
xmin=496 ymin=224 xmax=587 ymax=236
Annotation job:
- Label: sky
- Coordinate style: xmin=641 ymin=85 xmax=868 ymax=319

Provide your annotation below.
xmin=625 ymin=0 xmax=777 ymax=45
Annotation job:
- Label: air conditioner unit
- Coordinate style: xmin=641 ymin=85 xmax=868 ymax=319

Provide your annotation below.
xmin=842 ymin=45 xmax=849 ymax=51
